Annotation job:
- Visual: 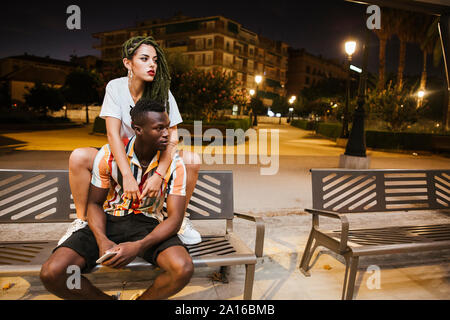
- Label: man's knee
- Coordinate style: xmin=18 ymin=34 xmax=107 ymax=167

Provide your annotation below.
xmin=172 ymin=257 xmax=194 ymax=284
xmin=162 ymin=249 xmax=194 ymax=284
xmin=40 ymin=259 xmax=68 ymax=285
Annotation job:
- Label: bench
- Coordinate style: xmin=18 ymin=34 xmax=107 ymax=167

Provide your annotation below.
xmin=299 ymin=168 xmax=450 ymax=300
xmin=0 ymin=169 xmax=265 ymax=300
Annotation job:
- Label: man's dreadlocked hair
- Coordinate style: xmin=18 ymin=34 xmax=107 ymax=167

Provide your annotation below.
xmin=122 ymin=36 xmax=171 ymax=114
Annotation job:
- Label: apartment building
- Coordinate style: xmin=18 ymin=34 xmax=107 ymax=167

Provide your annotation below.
xmin=92 ymin=14 xmax=289 ymax=106
xmin=286 ymin=48 xmax=348 ymax=97
xmin=0 ymin=55 xmax=76 ymax=106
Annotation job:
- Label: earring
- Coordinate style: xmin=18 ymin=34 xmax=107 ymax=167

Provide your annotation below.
xmin=128 ymin=70 xmax=133 ymax=80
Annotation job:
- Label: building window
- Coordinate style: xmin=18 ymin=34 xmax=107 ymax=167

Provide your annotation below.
xmin=224 ymin=54 xmax=233 ymax=67
xmin=248 ymin=60 xmax=254 ymax=71
xmin=226 ymin=41 xmax=232 ymax=52
xmin=195 ymin=39 xmax=204 ymax=50
xmin=306 ymin=66 xmax=310 ymax=74
xmin=205 ymin=53 xmax=213 ymax=65
xmin=305 ymin=76 xmax=310 ymax=85
xmin=206 ymin=38 xmax=213 ymax=49
xmin=195 ymin=54 xmax=202 ymax=66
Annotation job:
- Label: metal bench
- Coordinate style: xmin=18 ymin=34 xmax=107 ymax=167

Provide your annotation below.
xmin=0 ymin=169 xmax=265 ymax=300
xmin=299 ymin=169 xmax=450 ymax=300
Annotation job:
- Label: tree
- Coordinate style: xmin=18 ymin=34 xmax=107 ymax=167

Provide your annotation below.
xmin=419 ymin=16 xmax=442 ymax=92
xmin=249 ymin=96 xmax=265 ymax=126
xmin=62 ymin=69 xmax=101 ymax=124
xmin=366 ymin=83 xmax=418 ymax=132
xmin=0 ymin=81 xmax=11 ymax=108
xmin=173 ymin=68 xmax=244 ymax=121
xmin=24 ymin=82 xmax=64 ymax=115
xmin=270 ymin=96 xmax=290 ymax=116
xmin=393 ymin=10 xmax=424 ymax=91
xmin=373 ymin=7 xmax=396 ymax=89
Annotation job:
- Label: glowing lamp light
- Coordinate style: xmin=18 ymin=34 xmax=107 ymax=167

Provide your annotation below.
xmin=267 ymin=110 xmax=275 ymax=117
xmin=249 ymin=89 xmax=255 ymax=96
xmin=289 ymin=95 xmax=296 ymax=103
xmin=418 ymin=90 xmax=425 ymax=98
xmin=255 ymin=75 xmax=263 ymax=84
xmin=276 ymin=113 xmax=281 ymax=118
xmin=345 ymin=41 xmax=357 ymax=56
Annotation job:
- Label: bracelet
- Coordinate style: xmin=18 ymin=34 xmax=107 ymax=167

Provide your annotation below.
xmin=154 ymin=170 xmax=165 ymax=180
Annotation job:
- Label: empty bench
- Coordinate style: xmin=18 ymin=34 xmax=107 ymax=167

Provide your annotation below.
xmin=0 ymin=169 xmax=265 ymax=300
xmin=299 ymin=169 xmax=450 ymax=300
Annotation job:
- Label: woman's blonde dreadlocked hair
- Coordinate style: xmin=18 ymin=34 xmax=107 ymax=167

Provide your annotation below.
xmin=122 ymin=36 xmax=171 ymax=114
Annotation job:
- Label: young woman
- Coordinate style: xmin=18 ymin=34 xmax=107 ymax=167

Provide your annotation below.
xmin=59 ymin=36 xmax=201 ymax=245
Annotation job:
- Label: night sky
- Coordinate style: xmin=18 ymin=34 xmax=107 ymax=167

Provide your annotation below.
xmin=0 ymin=0 xmax=445 ymax=78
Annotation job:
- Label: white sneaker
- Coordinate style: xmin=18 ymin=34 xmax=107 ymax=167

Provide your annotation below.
xmin=178 ymin=217 xmax=201 ymax=245
xmin=57 ymin=218 xmax=88 ymax=246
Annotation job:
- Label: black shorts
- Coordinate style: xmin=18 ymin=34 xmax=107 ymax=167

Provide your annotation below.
xmin=54 ymin=214 xmax=188 ymax=273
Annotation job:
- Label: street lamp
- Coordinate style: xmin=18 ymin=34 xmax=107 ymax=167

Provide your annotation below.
xmin=288 ymin=96 xmax=296 ymax=123
xmin=253 ymin=75 xmax=263 ymax=126
xmin=255 ymin=75 xmax=263 ymax=86
xmin=417 ymin=90 xmax=426 ymax=108
xmin=249 ymin=89 xmax=255 ymax=96
xmin=340 ymin=40 xmax=357 ymax=139
xmin=418 ymin=90 xmax=425 ymax=99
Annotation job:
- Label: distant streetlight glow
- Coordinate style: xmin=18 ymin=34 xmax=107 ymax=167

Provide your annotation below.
xmin=255 ymin=75 xmax=263 ymax=84
xmin=418 ymin=90 xmax=425 ymax=98
xmin=345 ymin=41 xmax=357 ymax=56
xmin=249 ymin=89 xmax=255 ymax=96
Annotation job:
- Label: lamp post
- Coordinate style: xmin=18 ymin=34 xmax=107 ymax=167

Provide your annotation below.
xmin=417 ymin=90 xmax=425 ymax=108
xmin=288 ymin=95 xmax=296 ymax=123
xmin=340 ymin=40 xmax=356 ymax=139
xmin=254 ymin=75 xmax=263 ymax=126
xmin=340 ymin=30 xmax=370 ymax=169
xmin=248 ymin=89 xmax=255 ymax=124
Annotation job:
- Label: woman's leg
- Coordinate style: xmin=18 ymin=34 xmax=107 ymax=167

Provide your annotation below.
xmin=69 ymin=147 xmax=99 ymax=221
xmin=178 ymin=150 xmax=201 ymax=212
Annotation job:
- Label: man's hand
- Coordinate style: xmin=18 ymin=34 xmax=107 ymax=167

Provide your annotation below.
xmin=98 ymin=238 xmax=117 ymax=263
xmin=102 ymin=241 xmax=142 ymax=269
xmin=139 ymin=173 xmax=163 ymax=199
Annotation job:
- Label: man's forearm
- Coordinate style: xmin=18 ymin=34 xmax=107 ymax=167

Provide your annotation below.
xmin=136 ymin=217 xmax=181 ymax=254
xmin=87 ymin=202 xmax=109 ymax=244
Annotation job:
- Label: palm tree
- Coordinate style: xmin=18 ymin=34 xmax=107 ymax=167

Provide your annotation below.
xmin=373 ymin=7 xmax=396 ymax=90
xmin=393 ymin=10 xmax=422 ymax=91
xmin=419 ymin=16 xmax=442 ymax=92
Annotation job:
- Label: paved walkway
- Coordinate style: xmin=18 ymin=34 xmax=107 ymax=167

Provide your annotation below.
xmin=0 ymin=123 xmax=449 ymax=299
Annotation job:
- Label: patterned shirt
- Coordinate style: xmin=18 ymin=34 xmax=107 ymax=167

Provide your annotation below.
xmin=91 ymin=136 xmax=186 ymax=220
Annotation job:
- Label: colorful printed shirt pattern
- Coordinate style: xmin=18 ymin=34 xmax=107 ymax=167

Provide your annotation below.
xmin=91 ymin=136 xmax=186 ymax=220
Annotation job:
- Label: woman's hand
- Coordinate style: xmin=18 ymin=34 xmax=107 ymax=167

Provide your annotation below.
xmin=123 ymin=174 xmax=141 ymax=203
xmin=139 ymin=173 xmax=163 ymax=200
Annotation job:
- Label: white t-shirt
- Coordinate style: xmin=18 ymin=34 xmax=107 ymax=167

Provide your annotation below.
xmin=99 ymin=77 xmax=183 ymax=139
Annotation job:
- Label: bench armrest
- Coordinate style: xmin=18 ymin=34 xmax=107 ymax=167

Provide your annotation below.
xmin=234 ymin=212 xmax=265 ymax=258
xmin=305 ymin=208 xmax=349 ymax=253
